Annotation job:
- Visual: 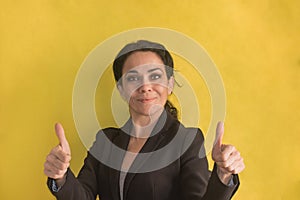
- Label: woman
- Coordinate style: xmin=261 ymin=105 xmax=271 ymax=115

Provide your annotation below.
xmin=44 ymin=40 xmax=245 ymax=200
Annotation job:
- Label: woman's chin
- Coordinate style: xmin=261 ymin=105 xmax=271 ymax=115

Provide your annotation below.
xmin=148 ymin=104 xmax=164 ymax=116
xmin=132 ymin=104 xmax=164 ymax=117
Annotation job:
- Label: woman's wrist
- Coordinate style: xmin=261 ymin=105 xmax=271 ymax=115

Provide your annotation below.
xmin=55 ymin=173 xmax=67 ymax=187
xmin=216 ymin=167 xmax=233 ymax=185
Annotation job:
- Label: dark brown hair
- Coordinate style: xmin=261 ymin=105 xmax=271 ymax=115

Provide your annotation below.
xmin=112 ymin=40 xmax=178 ymax=119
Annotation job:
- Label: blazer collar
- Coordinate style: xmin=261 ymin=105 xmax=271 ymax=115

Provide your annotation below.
xmin=110 ymin=111 xmax=179 ymax=199
xmin=108 ymin=110 xmax=179 ymax=200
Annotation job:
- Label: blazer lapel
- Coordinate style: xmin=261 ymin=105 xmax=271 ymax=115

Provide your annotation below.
xmin=108 ymin=128 xmax=130 ymax=200
xmin=123 ymin=111 xmax=177 ymax=199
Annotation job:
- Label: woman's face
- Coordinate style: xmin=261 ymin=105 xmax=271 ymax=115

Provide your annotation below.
xmin=118 ymin=51 xmax=174 ymax=118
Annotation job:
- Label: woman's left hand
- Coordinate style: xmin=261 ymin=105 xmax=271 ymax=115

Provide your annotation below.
xmin=212 ymin=122 xmax=245 ymax=185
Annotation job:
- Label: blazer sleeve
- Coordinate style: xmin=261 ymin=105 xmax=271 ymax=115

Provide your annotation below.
xmin=47 ymin=152 xmax=99 ymax=200
xmin=179 ymin=128 xmax=239 ymax=200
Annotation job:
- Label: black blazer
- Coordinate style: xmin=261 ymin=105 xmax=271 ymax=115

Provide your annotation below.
xmin=48 ymin=112 xmax=239 ymax=200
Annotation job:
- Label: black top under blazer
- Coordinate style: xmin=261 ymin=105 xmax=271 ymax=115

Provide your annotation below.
xmin=48 ymin=111 xmax=240 ymax=200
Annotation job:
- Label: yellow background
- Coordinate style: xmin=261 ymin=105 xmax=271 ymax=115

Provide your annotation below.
xmin=1 ymin=0 xmax=299 ymax=199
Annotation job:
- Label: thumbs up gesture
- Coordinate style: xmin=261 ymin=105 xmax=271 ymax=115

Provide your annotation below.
xmin=44 ymin=123 xmax=71 ymax=185
xmin=212 ymin=122 xmax=245 ymax=184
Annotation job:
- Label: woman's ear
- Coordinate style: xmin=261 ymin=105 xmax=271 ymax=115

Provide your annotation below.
xmin=167 ymin=76 xmax=174 ymax=95
xmin=117 ymin=84 xmax=130 ymax=103
xmin=117 ymin=83 xmax=124 ymax=97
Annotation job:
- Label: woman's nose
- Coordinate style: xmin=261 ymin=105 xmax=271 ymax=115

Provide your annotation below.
xmin=138 ymin=83 xmax=153 ymax=93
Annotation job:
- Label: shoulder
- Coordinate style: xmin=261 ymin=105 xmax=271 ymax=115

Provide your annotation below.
xmin=162 ymin=114 xmax=205 ymax=151
xmin=90 ymin=127 xmax=123 ymax=151
xmin=89 ymin=127 xmax=127 ymax=165
xmin=176 ymin=124 xmax=207 ymax=161
xmin=177 ymin=124 xmax=205 ymax=146
xmin=95 ymin=127 xmax=122 ymax=141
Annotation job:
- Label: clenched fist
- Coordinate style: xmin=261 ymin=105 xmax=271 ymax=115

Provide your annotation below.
xmin=44 ymin=123 xmax=71 ymax=186
xmin=212 ymin=122 xmax=245 ymax=184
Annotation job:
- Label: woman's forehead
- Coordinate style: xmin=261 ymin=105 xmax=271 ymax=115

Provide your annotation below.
xmin=122 ymin=51 xmax=164 ymax=73
xmin=124 ymin=64 xmax=165 ymax=75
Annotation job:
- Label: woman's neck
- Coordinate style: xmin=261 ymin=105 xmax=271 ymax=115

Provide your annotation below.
xmin=130 ymin=109 xmax=163 ymax=138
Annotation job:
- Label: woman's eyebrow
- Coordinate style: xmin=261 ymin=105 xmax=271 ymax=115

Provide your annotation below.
xmin=126 ymin=68 xmax=163 ymax=74
xmin=126 ymin=70 xmax=138 ymax=74
xmin=147 ymin=68 xmax=163 ymax=73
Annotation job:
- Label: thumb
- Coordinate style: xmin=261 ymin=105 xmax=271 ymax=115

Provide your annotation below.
xmin=214 ymin=121 xmax=224 ymax=152
xmin=55 ymin=123 xmax=71 ymax=155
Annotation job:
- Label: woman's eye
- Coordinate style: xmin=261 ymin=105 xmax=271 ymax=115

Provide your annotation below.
xmin=150 ymin=74 xmax=161 ymax=80
xmin=126 ymin=76 xmax=139 ymax=82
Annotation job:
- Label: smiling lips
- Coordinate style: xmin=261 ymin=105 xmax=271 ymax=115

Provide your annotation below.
xmin=137 ymin=97 xmax=157 ymax=103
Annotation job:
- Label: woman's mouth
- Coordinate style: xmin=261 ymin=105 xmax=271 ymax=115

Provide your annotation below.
xmin=137 ymin=97 xmax=156 ymax=103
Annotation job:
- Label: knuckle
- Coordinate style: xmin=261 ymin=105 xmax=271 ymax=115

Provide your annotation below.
xmin=61 ymin=155 xmax=69 ymax=163
xmin=224 ymin=162 xmax=230 ymax=168
xmin=64 ymin=163 xmax=70 ymax=169
xmin=51 ymin=146 xmax=58 ymax=154
xmin=46 ymin=155 xmax=53 ymax=162
xmin=56 ymin=169 xmax=63 ymax=175
xmin=56 ymin=162 xmax=63 ymax=170
xmin=58 ymin=162 xmax=69 ymax=170
xmin=44 ymin=161 xmax=51 ymax=170
xmin=229 ymin=145 xmax=236 ymax=151
xmin=227 ymin=165 xmax=234 ymax=172
xmin=57 ymin=169 xmax=66 ymax=176
xmin=241 ymin=163 xmax=246 ymax=169
xmin=52 ymin=167 xmax=60 ymax=175
xmin=240 ymin=157 xmax=244 ymax=162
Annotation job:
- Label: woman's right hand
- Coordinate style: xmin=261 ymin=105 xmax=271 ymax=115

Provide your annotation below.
xmin=44 ymin=123 xmax=71 ymax=187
